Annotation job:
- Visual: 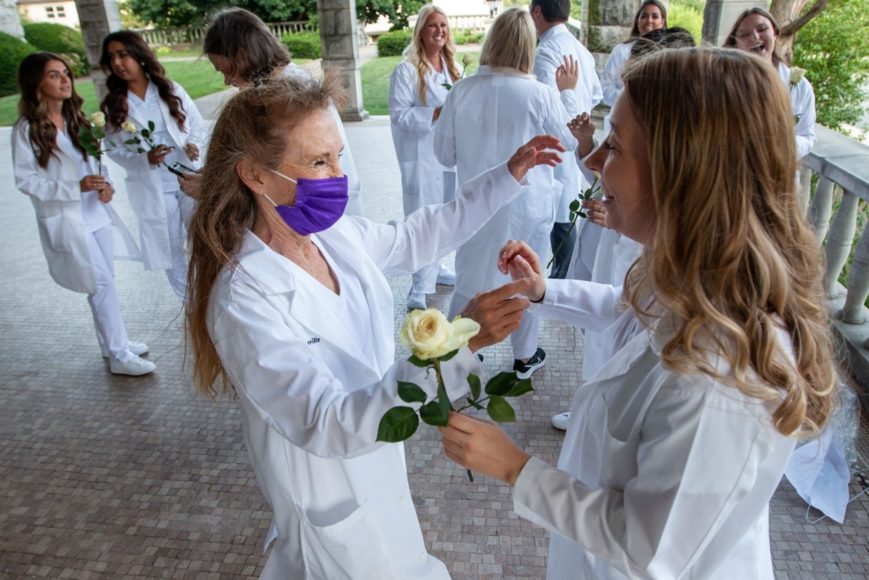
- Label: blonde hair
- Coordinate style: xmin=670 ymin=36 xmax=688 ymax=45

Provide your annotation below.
xmin=622 ymin=48 xmax=834 ymax=436
xmin=479 ymin=8 xmax=536 ymax=74
xmin=404 ymin=4 xmax=461 ymax=105
xmin=186 ymin=77 xmax=343 ymax=396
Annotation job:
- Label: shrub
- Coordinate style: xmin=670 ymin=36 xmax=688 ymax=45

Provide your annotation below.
xmin=0 ymin=32 xmax=37 ymax=97
xmin=453 ymin=30 xmax=484 ymax=45
xmin=23 ymin=23 xmax=89 ymax=77
xmin=377 ymin=30 xmax=412 ymax=57
xmin=282 ymin=31 xmax=321 ymax=60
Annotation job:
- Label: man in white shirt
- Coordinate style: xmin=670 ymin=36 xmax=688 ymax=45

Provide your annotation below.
xmin=530 ymin=0 xmax=602 ymax=280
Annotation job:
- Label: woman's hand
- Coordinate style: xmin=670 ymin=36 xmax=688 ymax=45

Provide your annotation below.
xmin=432 ymin=106 xmax=442 ymax=123
xmin=184 ymin=143 xmax=200 ymax=161
xmin=568 ymin=112 xmax=596 ymax=158
xmin=507 ymin=135 xmax=565 ymax=183
xmin=178 ymin=171 xmax=202 ymax=199
xmin=439 ymin=412 xmax=531 ymax=485
xmin=80 ymin=174 xmax=106 ymax=193
xmin=582 ymin=198 xmax=607 ymax=228
xmin=497 ymin=240 xmax=546 ymax=303
xmin=147 ymin=144 xmax=173 ymax=166
xmin=97 ymin=182 xmax=114 ymax=203
xmin=459 ymin=280 xmax=530 ymax=352
xmin=556 ymin=54 xmax=579 ymax=92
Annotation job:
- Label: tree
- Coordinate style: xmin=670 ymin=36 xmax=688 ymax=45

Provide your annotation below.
xmin=127 ymin=0 xmax=316 ymax=28
xmin=792 ymin=0 xmax=869 ymax=131
xmin=355 ymin=0 xmax=424 ymax=29
xmin=769 ymin=0 xmax=828 ymax=64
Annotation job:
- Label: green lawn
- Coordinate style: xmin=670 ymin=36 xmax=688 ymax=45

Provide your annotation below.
xmin=0 ymin=58 xmax=225 ymax=126
xmin=361 ymin=53 xmax=481 ymax=116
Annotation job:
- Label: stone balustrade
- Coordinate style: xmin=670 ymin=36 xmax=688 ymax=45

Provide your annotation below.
xmin=804 ymin=126 xmax=869 ymax=407
xmin=134 ymin=20 xmax=312 ymax=46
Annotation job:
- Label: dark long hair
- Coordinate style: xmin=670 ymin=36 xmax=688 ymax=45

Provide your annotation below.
xmin=99 ymin=30 xmax=186 ymax=131
xmin=203 ymin=7 xmax=290 ymax=85
xmin=17 ymin=52 xmax=88 ymax=168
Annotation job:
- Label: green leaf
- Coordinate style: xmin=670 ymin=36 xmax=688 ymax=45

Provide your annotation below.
xmin=147 ymin=120 xmax=155 ymax=132
xmin=484 ymin=371 xmax=518 ymax=396
xmin=441 ymin=82 xmax=452 ymax=90
xmin=467 ymin=374 xmax=481 ymax=400
xmin=136 ymin=148 xmax=145 ymax=153
xmin=465 ymin=397 xmax=484 ymax=410
xmin=376 ymin=407 xmax=419 ymax=442
xmin=486 ymin=396 xmax=516 ymax=423
xmin=419 ymin=400 xmax=448 ymax=426
xmin=397 ymin=381 xmax=427 ymax=404
xmin=124 ymin=138 xmax=140 ymax=145
xmin=505 ymin=379 xmax=534 ymax=398
xmin=438 ymin=348 xmax=459 ymax=362
xmin=569 ymin=200 xmax=581 ymax=212
xmin=407 ymin=354 xmax=431 ymax=368
xmin=578 ymin=211 xmax=587 ymax=219
xmin=141 ymin=128 xmax=150 ymax=138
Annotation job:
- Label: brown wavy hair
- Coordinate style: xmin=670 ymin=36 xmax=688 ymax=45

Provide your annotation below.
xmin=403 ymin=4 xmax=461 ymax=105
xmin=203 ymin=7 xmax=291 ymax=86
xmin=99 ymin=30 xmax=187 ymax=131
xmin=17 ymin=52 xmax=88 ymax=168
xmin=621 ymin=48 xmax=834 ymax=436
xmin=628 ymin=0 xmax=668 ymax=39
xmin=187 ymin=76 xmax=343 ymax=397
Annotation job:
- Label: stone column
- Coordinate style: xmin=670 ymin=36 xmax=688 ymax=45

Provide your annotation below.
xmin=74 ymin=0 xmax=121 ymax=99
xmin=702 ymin=0 xmax=764 ymax=46
xmin=586 ymin=0 xmax=640 ymax=73
xmin=0 ymin=0 xmax=24 ymax=39
xmin=318 ymin=0 xmax=368 ymax=121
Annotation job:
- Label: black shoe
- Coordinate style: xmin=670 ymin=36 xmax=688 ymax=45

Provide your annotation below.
xmin=513 ymin=348 xmax=546 ymax=379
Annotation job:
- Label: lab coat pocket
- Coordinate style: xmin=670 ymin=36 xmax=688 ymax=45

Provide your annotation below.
xmin=299 ymin=500 xmax=399 ymax=580
xmin=38 ymin=213 xmax=72 ymax=253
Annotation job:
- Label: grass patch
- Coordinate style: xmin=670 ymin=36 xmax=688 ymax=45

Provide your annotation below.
xmin=0 ymin=58 xmax=225 ymax=126
xmin=361 ymin=53 xmax=480 ymax=116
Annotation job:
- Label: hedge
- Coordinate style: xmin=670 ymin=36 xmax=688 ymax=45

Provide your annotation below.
xmin=23 ymin=23 xmax=89 ymax=77
xmin=377 ymin=30 xmax=412 ymax=57
xmin=0 ymin=32 xmax=37 ymax=97
xmin=282 ymin=31 xmax=321 ymax=60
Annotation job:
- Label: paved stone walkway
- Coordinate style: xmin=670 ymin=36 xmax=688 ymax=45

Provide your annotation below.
xmin=1 ymin=110 xmax=868 ymax=579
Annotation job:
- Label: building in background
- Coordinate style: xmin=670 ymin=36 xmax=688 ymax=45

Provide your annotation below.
xmin=16 ymin=0 xmax=80 ymax=27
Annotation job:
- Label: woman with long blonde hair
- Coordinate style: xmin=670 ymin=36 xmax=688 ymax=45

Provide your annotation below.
xmin=439 ymin=48 xmax=835 ymax=579
xmin=388 ymin=3 xmax=463 ymax=310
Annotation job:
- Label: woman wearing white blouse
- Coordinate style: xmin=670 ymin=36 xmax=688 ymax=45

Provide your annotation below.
xmin=724 ymin=7 xmax=816 ymax=159
xmin=12 ymin=52 xmax=153 ymax=376
xmin=439 ymin=48 xmax=836 ymax=579
xmin=99 ymin=30 xmax=207 ymax=301
xmin=388 ymin=4 xmax=461 ymax=311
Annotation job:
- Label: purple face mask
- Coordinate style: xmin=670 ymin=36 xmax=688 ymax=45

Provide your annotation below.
xmin=263 ymin=169 xmax=349 ymax=236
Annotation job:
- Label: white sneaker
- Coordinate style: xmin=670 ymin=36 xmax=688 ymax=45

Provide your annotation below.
xmin=551 ymin=411 xmax=570 ymax=431
xmin=102 ymin=341 xmax=149 ymax=358
xmin=436 ymin=267 xmax=456 ymax=286
xmin=407 ymin=291 xmax=427 ymax=311
xmin=109 ymin=353 xmax=156 ymax=376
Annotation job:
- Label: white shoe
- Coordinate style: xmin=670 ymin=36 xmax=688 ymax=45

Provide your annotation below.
xmin=436 ymin=267 xmax=456 ymax=286
xmin=109 ymin=353 xmax=156 ymax=376
xmin=551 ymin=411 xmax=570 ymax=431
xmin=102 ymin=341 xmax=149 ymax=358
xmin=407 ymin=291 xmax=427 ymax=311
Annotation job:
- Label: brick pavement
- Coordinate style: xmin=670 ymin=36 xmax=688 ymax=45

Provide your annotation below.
xmin=1 ymin=116 xmax=868 ymax=579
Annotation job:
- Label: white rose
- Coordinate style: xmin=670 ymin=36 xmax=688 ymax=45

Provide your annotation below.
xmin=121 ymin=120 xmax=137 ymax=133
xmin=789 ymin=67 xmax=806 ymax=86
xmin=90 ymin=111 xmax=106 ymax=128
xmin=400 ymin=309 xmax=480 ymax=360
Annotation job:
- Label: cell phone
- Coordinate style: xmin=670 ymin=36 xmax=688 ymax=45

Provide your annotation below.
xmin=167 ymin=162 xmax=197 ymax=177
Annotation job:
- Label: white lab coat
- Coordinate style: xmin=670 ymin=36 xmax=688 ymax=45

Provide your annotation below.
xmin=534 ymin=23 xmax=602 ymax=221
xmin=777 ymin=61 xmax=816 ymax=159
xmin=434 ymin=65 xmax=577 ymax=300
xmin=600 ymin=41 xmax=633 ymax=108
xmin=12 ymin=119 xmax=140 ymax=294
xmin=388 ymin=58 xmax=457 ymax=213
xmin=105 ymin=80 xmax=206 ymax=270
xmin=515 ymin=281 xmax=796 ymax=579
xmin=283 ymin=64 xmax=365 ymax=217
xmin=208 ymin=163 xmax=526 ymax=579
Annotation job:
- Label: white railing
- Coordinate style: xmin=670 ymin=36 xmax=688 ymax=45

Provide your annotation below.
xmin=134 ymin=20 xmax=312 ymax=46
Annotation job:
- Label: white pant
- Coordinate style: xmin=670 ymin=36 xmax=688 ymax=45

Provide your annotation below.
xmin=163 ymin=190 xmax=195 ymax=301
xmin=87 ymin=227 xmax=130 ymax=359
xmin=448 ymin=290 xmax=540 ymax=361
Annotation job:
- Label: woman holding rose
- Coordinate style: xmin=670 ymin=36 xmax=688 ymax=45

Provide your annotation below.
xmin=11 ymin=52 xmax=153 ymax=376
xmin=99 ymin=30 xmax=206 ymax=301
xmin=439 ymin=48 xmax=835 ymax=579
xmin=186 ymin=76 xmax=563 ymax=578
